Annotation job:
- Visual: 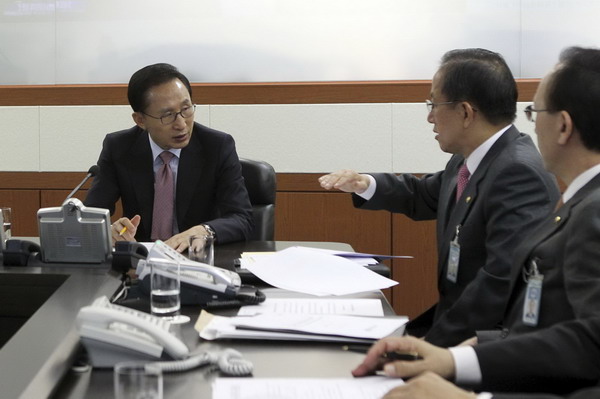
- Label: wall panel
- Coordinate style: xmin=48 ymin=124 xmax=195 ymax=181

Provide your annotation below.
xmin=275 ymin=191 xmax=391 ymax=254
xmin=0 ymin=190 xmax=40 ymax=237
xmin=391 ymin=214 xmax=438 ymax=319
xmin=0 ymin=80 xmax=539 ymax=106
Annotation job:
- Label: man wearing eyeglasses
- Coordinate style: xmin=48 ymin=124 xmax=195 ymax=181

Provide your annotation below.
xmin=319 ymin=49 xmax=560 ymax=347
xmin=84 ymin=63 xmax=253 ymax=251
xmin=352 ymin=46 xmax=600 ymax=399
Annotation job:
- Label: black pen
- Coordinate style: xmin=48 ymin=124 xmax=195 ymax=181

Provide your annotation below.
xmin=341 ymin=345 xmax=422 ymax=361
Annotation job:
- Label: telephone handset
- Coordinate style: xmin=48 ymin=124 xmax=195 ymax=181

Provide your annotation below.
xmin=141 ymin=240 xmax=242 ymax=291
xmin=138 ymin=240 xmax=265 ymax=307
xmin=77 ymin=296 xmax=254 ymax=375
xmin=76 ymin=296 xmax=189 ymax=367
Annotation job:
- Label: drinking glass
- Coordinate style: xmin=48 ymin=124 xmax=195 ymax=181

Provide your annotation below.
xmin=114 ymin=361 xmax=163 ymax=399
xmin=188 ymin=234 xmax=214 ymax=265
xmin=149 ymin=258 xmax=190 ymax=324
xmin=1 ymin=207 xmax=11 ymax=241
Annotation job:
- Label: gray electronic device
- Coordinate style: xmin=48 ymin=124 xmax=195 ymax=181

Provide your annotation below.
xmin=37 ymin=198 xmax=112 ymax=264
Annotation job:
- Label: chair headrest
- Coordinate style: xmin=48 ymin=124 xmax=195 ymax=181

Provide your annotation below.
xmin=240 ymin=158 xmax=276 ymax=204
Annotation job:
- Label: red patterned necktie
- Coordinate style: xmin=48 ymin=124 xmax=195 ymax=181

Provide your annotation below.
xmin=151 ymin=151 xmax=175 ymax=241
xmin=456 ymin=163 xmax=470 ymax=202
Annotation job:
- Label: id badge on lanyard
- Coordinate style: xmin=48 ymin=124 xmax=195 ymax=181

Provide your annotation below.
xmin=447 ymin=225 xmax=461 ymax=283
xmin=523 ymin=258 xmax=544 ymax=326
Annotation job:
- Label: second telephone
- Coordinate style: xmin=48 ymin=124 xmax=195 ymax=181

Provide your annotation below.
xmin=76 ymin=296 xmax=189 ymax=367
xmin=76 ymin=296 xmax=254 ymax=375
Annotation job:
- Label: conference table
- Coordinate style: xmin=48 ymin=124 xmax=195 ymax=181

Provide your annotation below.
xmin=0 ymin=240 xmax=396 ymax=398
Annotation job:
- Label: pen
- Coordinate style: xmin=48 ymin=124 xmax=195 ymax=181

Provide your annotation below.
xmin=341 ymin=345 xmax=422 ymax=361
xmin=118 ymin=226 xmax=127 ymax=236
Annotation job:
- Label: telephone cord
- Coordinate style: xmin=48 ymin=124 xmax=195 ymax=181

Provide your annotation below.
xmin=149 ymin=348 xmax=253 ymax=376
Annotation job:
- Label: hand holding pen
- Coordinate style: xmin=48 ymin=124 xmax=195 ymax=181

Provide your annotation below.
xmin=111 ymin=214 xmax=141 ymax=244
xmin=343 ymin=344 xmax=423 ymax=361
xmin=351 ymin=336 xmax=456 ymax=380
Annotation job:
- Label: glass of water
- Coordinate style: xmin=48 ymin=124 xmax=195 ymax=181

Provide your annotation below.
xmin=188 ymin=234 xmax=214 ymax=265
xmin=1 ymin=207 xmax=11 ymax=241
xmin=149 ymin=258 xmax=189 ymax=324
xmin=114 ymin=361 xmax=163 ymax=399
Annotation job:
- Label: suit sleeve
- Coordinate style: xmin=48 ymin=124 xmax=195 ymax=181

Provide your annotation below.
xmin=352 ymin=171 xmax=443 ymax=221
xmin=474 ymin=317 xmax=600 ymax=394
xmin=203 ymin=134 xmax=253 ymax=243
xmin=83 ymin=135 xmax=120 ymax=214
xmin=425 ymin=160 xmax=557 ymax=346
xmin=491 ymin=390 xmax=600 ymax=399
xmin=491 ymin=394 xmax=565 ymax=399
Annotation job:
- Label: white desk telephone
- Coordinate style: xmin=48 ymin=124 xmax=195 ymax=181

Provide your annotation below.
xmin=77 ymin=296 xmax=189 ymax=367
xmin=76 ymin=296 xmax=254 ymax=375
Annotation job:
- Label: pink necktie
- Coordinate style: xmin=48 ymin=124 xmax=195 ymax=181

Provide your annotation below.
xmin=151 ymin=151 xmax=175 ymax=241
xmin=456 ymin=163 xmax=470 ymax=202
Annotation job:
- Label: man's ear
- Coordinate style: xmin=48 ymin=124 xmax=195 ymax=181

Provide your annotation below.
xmin=557 ymin=110 xmax=574 ymax=145
xmin=461 ymin=102 xmax=476 ymax=128
xmin=132 ymin=112 xmax=146 ymax=129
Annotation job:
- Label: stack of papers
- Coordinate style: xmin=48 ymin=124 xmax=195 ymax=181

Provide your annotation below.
xmin=240 ymin=247 xmax=399 ymax=296
xmin=237 ymin=298 xmax=385 ymax=317
xmin=213 ymin=376 xmax=405 ymax=399
xmin=240 ymin=246 xmax=412 ymax=267
xmin=196 ymin=310 xmax=408 ymax=343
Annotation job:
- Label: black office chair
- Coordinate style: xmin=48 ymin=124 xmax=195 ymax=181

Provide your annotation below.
xmin=240 ymin=158 xmax=276 ymax=240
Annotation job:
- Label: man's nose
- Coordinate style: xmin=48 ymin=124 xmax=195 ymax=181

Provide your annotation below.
xmin=172 ymin=113 xmax=187 ymax=128
xmin=427 ymin=109 xmax=435 ymax=124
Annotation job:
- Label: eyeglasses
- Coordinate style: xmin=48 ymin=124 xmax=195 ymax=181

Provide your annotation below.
xmin=426 ymin=99 xmax=456 ymax=113
xmin=142 ymin=104 xmax=196 ymax=125
xmin=524 ymin=105 xmax=550 ymax=123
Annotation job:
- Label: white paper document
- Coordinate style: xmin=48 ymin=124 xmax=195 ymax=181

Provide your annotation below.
xmin=237 ymin=298 xmax=384 ymax=317
xmin=234 ymin=314 xmax=406 ymax=339
xmin=240 ymin=246 xmax=412 ymax=268
xmin=197 ymin=311 xmax=408 ymax=343
xmin=212 ymin=376 xmax=405 ymax=399
xmin=296 ymin=246 xmax=413 ymax=260
xmin=243 ymin=247 xmax=399 ymax=296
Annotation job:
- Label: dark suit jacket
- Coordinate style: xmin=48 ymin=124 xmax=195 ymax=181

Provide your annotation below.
xmin=492 ymin=385 xmax=600 ymax=399
xmin=472 ymin=175 xmax=600 ymax=394
xmin=84 ymin=122 xmax=253 ymax=244
xmin=353 ymin=126 xmax=560 ymax=346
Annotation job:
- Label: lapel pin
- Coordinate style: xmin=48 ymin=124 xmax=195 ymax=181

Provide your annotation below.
xmin=554 ymin=216 xmax=561 ymax=223
xmin=465 ymin=196 xmax=472 ymax=203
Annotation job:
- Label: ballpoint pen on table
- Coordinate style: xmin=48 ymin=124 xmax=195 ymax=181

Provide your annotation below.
xmin=342 ymin=344 xmax=422 ymax=361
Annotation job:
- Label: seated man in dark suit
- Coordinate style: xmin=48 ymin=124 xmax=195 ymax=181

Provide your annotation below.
xmin=383 ymin=371 xmax=600 ymax=399
xmin=84 ymin=63 xmax=253 ymax=251
xmin=352 ymin=46 xmax=600 ymax=398
xmin=319 ymin=48 xmax=560 ymax=347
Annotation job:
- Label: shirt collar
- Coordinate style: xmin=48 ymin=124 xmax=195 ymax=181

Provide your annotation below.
xmin=562 ymin=163 xmax=600 ymax=203
xmin=464 ymin=124 xmax=512 ymax=175
xmin=148 ymin=134 xmax=182 ymax=162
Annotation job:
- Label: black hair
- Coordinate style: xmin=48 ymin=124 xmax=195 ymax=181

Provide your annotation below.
xmin=438 ymin=48 xmax=517 ymax=125
xmin=127 ymin=63 xmax=192 ymax=112
xmin=546 ymin=46 xmax=600 ymax=151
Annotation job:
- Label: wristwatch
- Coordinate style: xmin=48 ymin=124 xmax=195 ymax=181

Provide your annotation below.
xmin=201 ymin=224 xmax=216 ymax=239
